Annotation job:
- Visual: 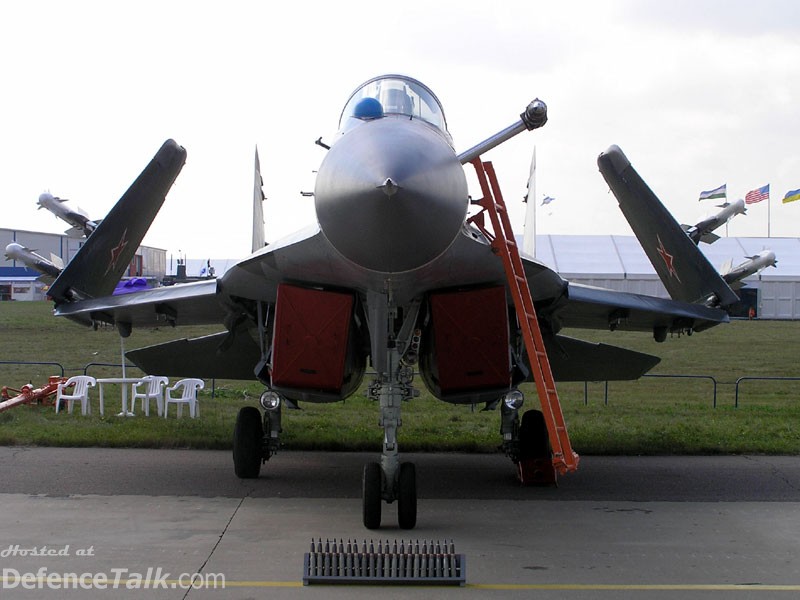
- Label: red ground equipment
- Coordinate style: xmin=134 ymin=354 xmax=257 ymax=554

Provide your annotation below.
xmin=0 ymin=376 xmax=66 ymax=413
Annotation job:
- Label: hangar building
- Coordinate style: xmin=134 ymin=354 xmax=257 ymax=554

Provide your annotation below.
xmin=1 ymin=228 xmax=165 ymax=301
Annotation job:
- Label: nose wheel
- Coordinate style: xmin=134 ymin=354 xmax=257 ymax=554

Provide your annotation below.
xmin=397 ymin=462 xmax=417 ymax=529
xmin=362 ymin=462 xmax=383 ymax=529
xmin=362 ymin=461 xmax=417 ymax=530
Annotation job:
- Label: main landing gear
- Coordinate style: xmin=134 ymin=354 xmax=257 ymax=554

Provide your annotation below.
xmin=232 ymin=390 xmax=282 ymax=479
xmin=500 ymin=392 xmax=557 ymax=486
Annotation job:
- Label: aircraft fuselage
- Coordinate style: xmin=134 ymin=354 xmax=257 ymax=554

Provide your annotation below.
xmin=315 ymin=116 xmax=468 ymax=273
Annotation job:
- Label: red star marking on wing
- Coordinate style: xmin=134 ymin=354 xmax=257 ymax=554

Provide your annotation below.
xmin=105 ymin=228 xmax=129 ymax=276
xmin=656 ymin=235 xmax=681 ymax=282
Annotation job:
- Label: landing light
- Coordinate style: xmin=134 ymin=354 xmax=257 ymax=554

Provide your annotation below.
xmin=503 ymin=389 xmax=524 ymax=410
xmin=260 ymin=390 xmax=281 ymax=411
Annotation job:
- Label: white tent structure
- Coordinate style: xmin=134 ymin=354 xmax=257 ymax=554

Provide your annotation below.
xmin=531 ymin=235 xmax=800 ymax=319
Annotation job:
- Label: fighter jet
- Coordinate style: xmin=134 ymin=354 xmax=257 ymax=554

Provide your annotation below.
xmin=682 ymin=198 xmax=747 ymax=245
xmin=37 ymin=192 xmax=99 ymax=238
xmin=47 ymin=75 xmax=736 ymax=530
xmin=4 ymin=242 xmax=63 ymax=282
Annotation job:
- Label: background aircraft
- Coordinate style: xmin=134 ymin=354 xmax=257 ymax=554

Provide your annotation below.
xmin=47 ymin=75 xmax=735 ymax=530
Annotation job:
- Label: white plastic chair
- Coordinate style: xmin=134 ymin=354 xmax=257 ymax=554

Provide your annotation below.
xmin=163 ymin=378 xmax=205 ymax=418
xmin=55 ymin=375 xmax=97 ymax=415
xmin=131 ymin=375 xmax=169 ymax=416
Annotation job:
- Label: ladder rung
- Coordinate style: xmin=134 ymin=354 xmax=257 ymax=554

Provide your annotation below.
xmin=471 ymin=158 xmax=578 ymax=473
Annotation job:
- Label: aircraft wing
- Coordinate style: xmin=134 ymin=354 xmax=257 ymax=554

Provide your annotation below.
xmin=555 ymin=280 xmax=729 ymax=334
xmin=52 ymin=224 xmax=328 ymax=330
xmin=53 ymin=279 xmax=224 ymax=328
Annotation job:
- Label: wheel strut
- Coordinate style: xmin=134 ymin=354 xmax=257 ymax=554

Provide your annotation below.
xmin=362 ymin=291 xmax=420 ymax=529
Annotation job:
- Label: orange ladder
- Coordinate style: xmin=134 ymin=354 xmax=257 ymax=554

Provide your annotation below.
xmin=468 ymin=158 xmax=579 ymax=476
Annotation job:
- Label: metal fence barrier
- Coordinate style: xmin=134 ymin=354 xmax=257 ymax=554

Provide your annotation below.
xmin=83 ymin=362 xmax=144 ymax=377
xmin=583 ymin=374 xmax=718 ymax=407
xmin=734 ymin=376 xmax=800 ymax=408
xmin=0 ymin=360 xmax=65 ymax=378
xmin=2 ymin=361 xmax=797 ymax=409
xmin=644 ymin=374 xmax=719 ymax=408
xmin=582 ymin=374 xmax=800 ymax=408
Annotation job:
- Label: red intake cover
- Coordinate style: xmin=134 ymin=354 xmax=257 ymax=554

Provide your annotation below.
xmin=430 ymin=286 xmax=510 ymax=393
xmin=271 ymin=284 xmax=354 ymax=392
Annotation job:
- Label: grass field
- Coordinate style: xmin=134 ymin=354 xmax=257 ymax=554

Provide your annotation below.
xmin=1 ymin=301 xmax=798 ymax=454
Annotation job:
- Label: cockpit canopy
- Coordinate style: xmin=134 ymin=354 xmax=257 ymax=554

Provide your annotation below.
xmin=339 ymin=75 xmax=449 ymax=136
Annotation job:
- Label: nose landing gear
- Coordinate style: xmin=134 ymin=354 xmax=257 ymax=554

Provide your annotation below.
xmin=362 ymin=354 xmax=418 ymax=530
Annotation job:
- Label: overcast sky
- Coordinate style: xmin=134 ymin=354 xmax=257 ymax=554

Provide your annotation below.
xmin=2 ymin=0 xmax=799 ymax=264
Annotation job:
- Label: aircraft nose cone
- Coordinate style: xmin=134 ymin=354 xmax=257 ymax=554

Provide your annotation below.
xmin=314 ymin=119 xmax=468 ymax=273
xmin=378 ymin=177 xmax=400 ymax=197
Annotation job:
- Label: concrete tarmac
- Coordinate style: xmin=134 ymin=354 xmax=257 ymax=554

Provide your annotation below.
xmin=0 ymin=447 xmax=798 ymax=598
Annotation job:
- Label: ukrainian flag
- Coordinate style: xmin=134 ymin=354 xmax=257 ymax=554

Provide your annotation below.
xmin=783 ymin=189 xmax=800 ymax=204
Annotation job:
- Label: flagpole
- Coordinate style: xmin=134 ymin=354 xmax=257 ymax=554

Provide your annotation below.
xmin=533 ymin=147 xmax=537 ymax=257
xmin=768 ymin=193 xmax=771 ymax=237
xmin=522 ymin=146 xmax=536 ymax=257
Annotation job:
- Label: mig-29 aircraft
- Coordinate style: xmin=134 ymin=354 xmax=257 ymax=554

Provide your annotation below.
xmin=48 ymin=74 xmax=737 ymax=530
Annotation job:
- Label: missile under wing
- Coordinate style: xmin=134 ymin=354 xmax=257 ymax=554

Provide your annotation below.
xmin=721 ymin=250 xmax=777 ymax=290
xmin=37 ymin=193 xmax=99 ymax=238
xmin=682 ymin=199 xmax=747 ymax=245
xmin=4 ymin=242 xmax=63 ymax=282
xmin=49 ymin=75 xmax=733 ymax=530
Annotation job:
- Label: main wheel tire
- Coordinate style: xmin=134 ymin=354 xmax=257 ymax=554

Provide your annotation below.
xmin=518 ymin=409 xmax=551 ymax=460
xmin=233 ymin=406 xmax=263 ymax=478
xmin=397 ymin=462 xmax=417 ymax=530
xmin=362 ymin=462 xmax=383 ymax=530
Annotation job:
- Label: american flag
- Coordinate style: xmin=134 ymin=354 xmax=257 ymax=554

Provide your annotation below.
xmin=745 ymin=184 xmax=769 ymax=205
